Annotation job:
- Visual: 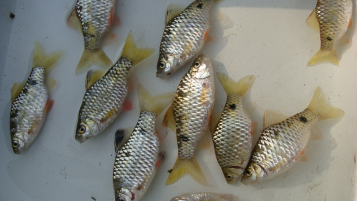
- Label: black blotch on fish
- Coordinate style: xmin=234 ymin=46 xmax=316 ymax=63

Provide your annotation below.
xmin=229 ymin=104 xmax=236 ymax=110
xmin=300 ymin=116 xmax=308 ymax=123
xmin=197 ymin=3 xmax=203 ymax=9
xmin=9 ymin=13 xmax=15 ymax=19
xmin=30 ymin=80 xmax=37 ymax=85
xmin=326 ymin=36 xmax=332 ymax=41
xmin=180 ymin=134 xmax=189 ymax=142
xmin=90 ymin=34 xmax=95 ymax=38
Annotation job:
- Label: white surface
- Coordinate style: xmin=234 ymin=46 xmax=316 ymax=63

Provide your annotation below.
xmin=0 ymin=0 xmax=357 ymax=200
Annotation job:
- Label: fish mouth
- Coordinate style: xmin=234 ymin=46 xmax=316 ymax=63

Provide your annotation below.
xmin=156 ymin=72 xmax=165 ymax=79
xmin=75 ymin=134 xmax=88 ymax=143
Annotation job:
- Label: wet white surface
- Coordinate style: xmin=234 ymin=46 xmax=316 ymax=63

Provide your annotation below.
xmin=0 ymin=0 xmax=357 ymax=200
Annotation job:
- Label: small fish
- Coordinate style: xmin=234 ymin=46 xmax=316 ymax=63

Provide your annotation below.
xmin=10 ymin=41 xmax=64 ymax=154
xmin=67 ymin=0 xmax=116 ymax=75
xmin=171 ymin=192 xmax=239 ymax=201
xmin=212 ymin=73 xmax=255 ymax=184
xmin=164 ymin=54 xmax=215 ymax=186
xmin=306 ymin=0 xmax=352 ymax=66
xmin=156 ymin=0 xmax=218 ymax=78
xmin=241 ymin=87 xmax=344 ymax=185
xmin=113 ymin=85 xmax=174 ymax=201
xmin=75 ymin=33 xmax=154 ymax=143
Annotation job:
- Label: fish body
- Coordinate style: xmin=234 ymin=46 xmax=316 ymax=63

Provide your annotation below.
xmin=10 ymin=41 xmax=63 ymax=154
xmin=165 ymin=54 xmax=215 ymax=185
xmin=67 ymin=0 xmax=116 ymax=74
xmin=212 ymin=73 xmax=255 ymax=184
xmin=156 ymin=0 xmax=217 ymax=78
xmin=306 ymin=0 xmax=352 ymax=66
xmin=75 ymin=33 xmax=154 ymax=143
xmin=241 ymin=87 xmax=344 ymax=185
xmin=171 ymin=192 xmax=239 ymax=201
xmin=113 ymin=86 xmax=173 ymax=201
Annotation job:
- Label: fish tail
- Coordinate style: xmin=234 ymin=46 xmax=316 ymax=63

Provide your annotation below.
xmin=307 ymin=87 xmax=344 ymax=120
xmin=307 ymin=49 xmax=339 ymax=66
xmin=121 ymin=32 xmax=155 ymax=66
xmin=219 ymin=194 xmax=239 ymax=201
xmin=217 ymin=72 xmax=255 ymax=96
xmin=137 ymin=84 xmax=174 ymax=115
xmin=33 ymin=41 xmax=64 ymax=73
xmin=75 ymin=48 xmax=112 ymax=75
xmin=165 ymin=157 xmax=207 ymax=186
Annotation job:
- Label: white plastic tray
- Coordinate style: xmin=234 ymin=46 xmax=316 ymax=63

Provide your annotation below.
xmin=0 ymin=0 xmax=356 ymax=200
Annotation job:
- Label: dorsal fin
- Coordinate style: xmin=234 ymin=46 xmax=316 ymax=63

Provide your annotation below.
xmin=263 ymin=109 xmax=288 ymax=129
xmin=306 ymin=8 xmax=320 ymax=32
xmin=11 ymin=81 xmax=26 ymax=102
xmin=165 ymin=3 xmax=186 ymax=25
xmin=85 ymin=70 xmax=104 ymax=90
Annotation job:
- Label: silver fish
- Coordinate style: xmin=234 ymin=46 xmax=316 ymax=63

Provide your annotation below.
xmin=171 ymin=192 xmax=239 ymax=201
xmin=241 ymin=87 xmax=344 ymax=185
xmin=113 ymin=85 xmax=173 ymax=201
xmin=10 ymin=41 xmax=63 ymax=154
xmin=67 ymin=0 xmax=116 ymax=75
xmin=156 ymin=0 xmax=218 ymax=78
xmin=164 ymin=54 xmax=215 ymax=186
xmin=75 ymin=33 xmax=154 ymax=143
xmin=212 ymin=73 xmax=255 ymax=184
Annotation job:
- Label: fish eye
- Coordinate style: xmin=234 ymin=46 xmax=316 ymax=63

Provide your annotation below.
xmin=78 ymin=125 xmax=86 ymax=134
xmin=246 ymin=170 xmax=252 ymax=177
xmin=13 ymin=141 xmax=18 ymax=147
xmin=226 ymin=173 xmax=232 ymax=179
xmin=195 ymin=62 xmax=200 ymax=66
xmin=160 ymin=62 xmax=165 ymax=68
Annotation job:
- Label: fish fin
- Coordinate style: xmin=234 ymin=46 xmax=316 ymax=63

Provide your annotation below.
xmin=263 ymin=110 xmax=288 ymax=129
xmin=306 ymin=87 xmax=344 ymax=120
xmin=296 ymin=148 xmax=308 ymax=162
xmin=165 ymin=3 xmax=186 ymax=25
xmin=210 ymin=9 xmax=234 ymax=29
xmin=311 ymin=127 xmax=323 ymax=140
xmin=217 ymin=73 xmax=255 ymax=96
xmin=113 ymin=15 xmax=121 ymax=27
xmin=204 ymin=35 xmax=214 ymax=44
xmin=137 ymin=84 xmax=174 ymax=115
xmin=307 ymin=49 xmax=339 ymax=66
xmin=33 ymin=41 xmax=64 ymax=73
xmin=199 ymin=134 xmax=211 ymax=150
xmin=251 ymin=122 xmax=258 ymax=137
xmin=156 ymin=127 xmax=168 ymax=143
xmin=45 ymin=77 xmax=56 ymax=90
xmin=155 ymin=151 xmax=166 ymax=169
xmin=11 ymin=81 xmax=26 ymax=102
xmin=163 ymin=104 xmax=176 ymax=132
xmin=85 ymin=69 xmax=104 ymax=90
xmin=337 ymin=35 xmax=350 ymax=46
xmin=122 ymin=100 xmax=133 ymax=112
xmin=76 ymin=49 xmax=112 ymax=75
xmin=121 ymin=32 xmax=155 ymax=66
xmin=114 ymin=128 xmax=134 ymax=152
xmin=348 ymin=17 xmax=353 ymax=29
xmin=306 ymin=8 xmax=320 ymax=32
xmin=103 ymin=31 xmax=119 ymax=46
xmin=202 ymin=27 xmax=211 ymax=42
xmin=46 ymin=99 xmax=54 ymax=113
xmin=165 ymin=157 xmax=207 ymax=186
xmin=66 ymin=7 xmax=82 ymax=34
xmin=219 ymin=194 xmax=240 ymax=201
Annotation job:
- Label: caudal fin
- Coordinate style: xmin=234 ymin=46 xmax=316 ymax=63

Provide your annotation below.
xmin=165 ymin=157 xmax=207 ymax=186
xmin=137 ymin=84 xmax=174 ymax=115
xmin=75 ymin=49 xmax=112 ymax=75
xmin=217 ymin=72 xmax=255 ymax=96
xmin=121 ymin=32 xmax=155 ymax=66
xmin=307 ymin=87 xmax=344 ymax=120
xmin=33 ymin=41 xmax=64 ymax=73
xmin=307 ymin=49 xmax=339 ymax=66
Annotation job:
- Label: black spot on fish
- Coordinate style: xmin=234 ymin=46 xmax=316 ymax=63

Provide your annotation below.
xmin=167 ymin=73 xmax=171 ymax=75
xmin=180 ymin=134 xmax=189 ymax=142
xmin=197 ymin=3 xmax=203 ymax=9
xmin=9 ymin=13 xmax=15 ymax=19
xmin=326 ymin=36 xmax=332 ymax=41
xmin=229 ymin=104 xmax=236 ymax=110
xmin=30 ymin=80 xmax=37 ymax=85
xmin=300 ymin=116 xmax=308 ymax=123
xmin=90 ymin=34 xmax=95 ymax=38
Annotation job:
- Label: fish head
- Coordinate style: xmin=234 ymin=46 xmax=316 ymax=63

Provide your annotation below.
xmin=115 ymin=188 xmax=134 ymax=201
xmin=75 ymin=119 xmax=98 ymax=143
xmin=223 ymin=166 xmax=244 ymax=184
xmin=11 ymin=134 xmax=26 ymax=154
xmin=189 ymin=54 xmax=212 ymax=79
xmin=156 ymin=53 xmax=178 ymax=78
xmin=241 ymin=163 xmax=266 ymax=185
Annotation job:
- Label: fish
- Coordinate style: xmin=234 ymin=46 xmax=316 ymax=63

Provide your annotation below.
xmin=113 ymin=85 xmax=174 ymax=201
xmin=306 ymin=0 xmax=352 ymax=66
xmin=75 ymin=32 xmax=154 ymax=143
xmin=164 ymin=54 xmax=215 ymax=186
xmin=171 ymin=192 xmax=239 ymax=201
xmin=156 ymin=0 xmax=219 ymax=79
xmin=10 ymin=41 xmax=64 ymax=154
xmin=212 ymin=73 xmax=255 ymax=184
xmin=241 ymin=87 xmax=344 ymax=185
xmin=66 ymin=0 xmax=116 ymax=75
